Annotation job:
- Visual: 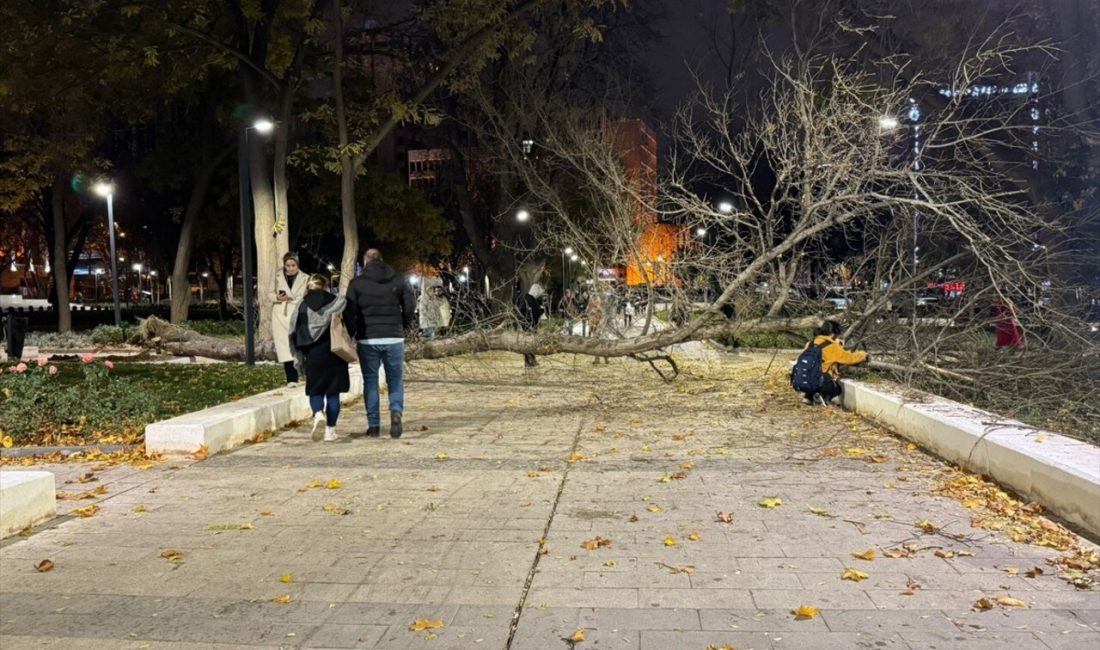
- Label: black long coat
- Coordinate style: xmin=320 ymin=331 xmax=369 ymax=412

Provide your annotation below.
xmin=293 ymin=290 xmax=351 ymax=396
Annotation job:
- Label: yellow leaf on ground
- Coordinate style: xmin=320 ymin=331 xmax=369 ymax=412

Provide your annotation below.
xmin=906 ymin=443 xmax=918 ymax=451
xmin=646 ymin=504 xmax=662 ymax=513
xmin=408 ymin=619 xmax=445 ymax=633
xmin=663 ymin=535 xmax=677 ymax=547
xmin=73 ymin=505 xmax=99 ymax=518
xmin=934 ymin=549 xmax=956 ymax=559
xmin=1002 ymin=566 xmax=1020 ymax=575
xmin=1 ymin=435 xmax=13 ymax=448
xmin=793 ymin=605 xmax=820 ymax=620
xmin=280 ymin=573 xmax=292 ymax=584
xmin=915 ymin=519 xmax=936 ymax=533
xmin=566 ymin=452 xmax=586 ymax=463
xmin=160 ymin=549 xmax=183 ymax=561
xmin=679 ymin=462 xmax=695 ymax=470
xmin=259 ymin=509 xmax=273 ymax=516
xmin=758 ymin=498 xmax=783 ymax=509
xmin=307 ymin=479 xmax=323 ymax=488
xmin=272 ymin=594 xmax=291 ymax=604
xmin=842 ymin=568 xmax=869 ymax=582
xmin=996 ymin=596 xmax=1027 ymax=608
xmin=603 ymin=560 xmax=616 ymax=567
xmin=526 ymin=471 xmax=541 ymax=478
xmin=808 ymin=507 xmax=833 ymax=517
xmin=35 ymin=559 xmax=54 ymax=572
xmin=435 ymin=453 xmax=448 ymax=461
xmin=325 ymin=479 xmax=341 ymax=489
xmin=568 ymin=628 xmax=586 ymax=643
xmin=851 ymin=548 xmax=876 ymax=561
xmin=581 ymin=536 xmax=612 ymax=550
xmin=974 ymin=597 xmax=994 ymax=611
xmin=657 ymin=476 xmax=672 ymax=483
xmin=688 ymin=530 xmax=700 ymax=542
xmin=193 ymin=445 xmax=208 ymax=461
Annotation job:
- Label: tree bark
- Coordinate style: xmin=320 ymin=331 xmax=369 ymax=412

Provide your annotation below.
xmin=50 ymin=176 xmax=71 ymax=333
xmin=332 ymin=0 xmax=359 ymax=292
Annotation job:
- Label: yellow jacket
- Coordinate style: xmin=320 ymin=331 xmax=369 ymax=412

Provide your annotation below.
xmin=809 ymin=335 xmax=868 ymax=378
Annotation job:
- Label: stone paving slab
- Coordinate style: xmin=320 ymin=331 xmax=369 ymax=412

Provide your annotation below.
xmin=1 ymin=353 xmax=1098 ymax=649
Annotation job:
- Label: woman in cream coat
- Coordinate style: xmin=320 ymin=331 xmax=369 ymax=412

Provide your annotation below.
xmin=272 ymin=251 xmax=308 ymax=385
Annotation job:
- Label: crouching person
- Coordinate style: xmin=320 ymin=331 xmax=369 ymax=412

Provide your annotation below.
xmin=791 ymin=319 xmax=868 ymax=406
xmin=290 ymin=274 xmax=351 ymax=441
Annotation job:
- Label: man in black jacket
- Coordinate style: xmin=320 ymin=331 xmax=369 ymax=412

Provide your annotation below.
xmin=344 ymin=248 xmax=415 ymax=438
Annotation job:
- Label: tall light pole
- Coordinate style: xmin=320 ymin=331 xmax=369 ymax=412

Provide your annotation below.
xmin=92 ymin=182 xmax=122 ymax=326
xmin=238 ymin=117 xmax=275 ymax=365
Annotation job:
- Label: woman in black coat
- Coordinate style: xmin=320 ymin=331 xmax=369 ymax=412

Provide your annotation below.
xmin=290 ymin=274 xmax=351 ymax=442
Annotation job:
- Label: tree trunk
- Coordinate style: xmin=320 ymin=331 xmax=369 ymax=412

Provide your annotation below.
xmin=171 ymin=139 xmax=229 ymax=324
xmin=332 ymin=0 xmax=359 ymax=292
xmin=50 ymin=176 xmax=71 ymax=333
xmin=273 ymin=85 xmax=293 ymax=257
xmin=249 ymin=132 xmax=278 ymax=343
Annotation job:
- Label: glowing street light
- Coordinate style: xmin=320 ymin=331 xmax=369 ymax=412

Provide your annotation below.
xmin=564 ymin=247 xmax=574 ymax=255
xmin=878 ymin=115 xmax=899 ymax=130
xmin=570 ymin=254 xmax=579 ymax=262
xmin=717 ymin=201 xmax=734 ymax=214
xmin=462 ymin=266 xmax=470 ymax=274
xmin=92 ymin=180 xmax=122 ymax=325
xmin=252 ymin=118 xmax=275 ymax=134
xmin=696 ymin=227 xmax=707 ymax=237
xmin=516 ymin=208 xmax=531 ymax=223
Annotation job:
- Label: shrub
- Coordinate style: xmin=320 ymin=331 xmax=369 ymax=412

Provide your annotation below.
xmin=26 ymin=331 xmax=93 ymax=349
xmin=90 ymin=325 xmax=138 ymax=346
xmin=180 ymin=320 xmax=246 ymax=337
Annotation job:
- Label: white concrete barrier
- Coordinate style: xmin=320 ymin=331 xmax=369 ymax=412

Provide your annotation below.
xmin=145 ymin=369 xmax=366 ymax=456
xmin=0 ymin=471 xmax=57 ymax=539
xmin=841 ymin=379 xmax=1100 ymax=538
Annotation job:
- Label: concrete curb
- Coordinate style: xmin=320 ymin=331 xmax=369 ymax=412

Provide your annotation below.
xmin=145 ymin=368 xmax=366 ymax=456
xmin=0 ymin=471 xmax=57 ymax=539
xmin=841 ymin=379 xmax=1100 ymax=538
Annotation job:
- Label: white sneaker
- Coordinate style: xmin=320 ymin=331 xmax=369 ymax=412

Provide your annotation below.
xmin=323 ymin=426 xmax=338 ymax=442
xmin=310 ymin=411 xmax=325 ymax=441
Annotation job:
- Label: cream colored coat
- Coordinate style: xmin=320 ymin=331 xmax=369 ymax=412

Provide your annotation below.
xmin=271 ymin=271 xmax=308 ymax=362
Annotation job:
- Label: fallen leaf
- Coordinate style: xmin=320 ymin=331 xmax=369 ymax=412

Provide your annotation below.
xmin=869 ymin=455 xmax=889 ymax=464
xmin=435 ymin=452 xmax=448 ymax=461
xmin=567 ymin=628 xmax=585 ymax=643
xmin=957 ymin=551 xmax=976 ymax=557
xmin=603 ymin=560 xmax=616 ymax=567
xmin=307 ymin=479 xmax=323 ymax=488
xmin=793 ymin=605 xmax=820 ymax=620
xmin=566 ymin=452 xmax=585 ymax=463
xmin=679 ymin=462 xmax=695 ymax=470
xmin=73 ymin=504 xmax=99 ymax=518
xmin=132 ymin=505 xmax=147 ymax=513
xmin=259 ymin=509 xmax=273 ymax=516
xmin=408 ymin=619 xmax=445 ymax=633
xmin=706 ymin=646 xmax=736 ymax=650
xmin=1 ymin=435 xmax=13 ymax=448
xmin=646 ymin=504 xmax=662 ymax=513
xmin=715 ymin=511 xmax=734 ymax=523
xmin=973 ymin=597 xmax=994 ymax=611
xmin=906 ymin=443 xmax=918 ymax=451
xmin=35 ymin=559 xmax=54 ymax=572
xmin=627 ymin=514 xmax=639 ymax=523
xmin=1002 ymin=566 xmax=1020 ymax=575
xmin=688 ymin=530 xmax=700 ymax=542
xmin=581 ymin=536 xmax=612 ymax=550
xmin=851 ymin=548 xmax=876 ymax=561
xmin=193 ymin=445 xmax=208 ymax=461
xmin=426 ymin=485 xmax=439 ymax=492
xmin=325 ymin=479 xmax=341 ymax=489
xmin=808 ymin=507 xmax=833 ymax=517
xmin=273 ymin=594 xmax=292 ymax=604
xmin=657 ymin=476 xmax=672 ymax=483
xmin=901 ymin=576 xmax=921 ymax=595
xmin=669 ymin=471 xmax=688 ymax=480
xmin=934 ymin=550 xmax=956 ymax=559
xmin=526 ymin=471 xmax=541 ymax=478
xmin=671 ymin=434 xmax=686 ymax=441
xmin=915 ymin=519 xmax=936 ymax=533
xmin=419 ymin=425 xmax=429 ymax=432
xmin=1025 ymin=567 xmax=1044 ymax=578
xmin=758 ymin=497 xmax=783 ymax=509
xmin=280 ymin=573 xmax=292 ymax=584
xmin=842 ymin=568 xmax=869 ymax=582
xmin=160 ymin=549 xmax=183 ymax=561
xmin=884 ymin=549 xmax=908 ymax=559
xmin=663 ymin=535 xmax=677 ymax=547
xmin=995 ymin=596 xmax=1027 ymax=608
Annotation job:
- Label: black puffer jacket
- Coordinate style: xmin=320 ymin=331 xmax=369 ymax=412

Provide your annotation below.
xmin=344 ymin=260 xmax=415 ymax=340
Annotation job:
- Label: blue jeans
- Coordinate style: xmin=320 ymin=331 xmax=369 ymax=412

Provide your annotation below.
xmin=357 ymin=342 xmax=405 ymax=427
xmin=309 ymin=394 xmax=340 ymax=426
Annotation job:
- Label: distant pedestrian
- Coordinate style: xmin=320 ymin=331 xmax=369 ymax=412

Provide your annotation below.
xmin=559 ymin=288 xmax=579 ymax=335
xmin=791 ymin=320 xmax=868 ymax=406
xmin=273 ymin=252 xmax=308 ymax=386
xmin=345 ymin=248 xmax=415 ymax=438
xmin=290 ymin=274 xmax=350 ymax=442
xmin=418 ymin=285 xmax=449 ymax=340
xmin=994 ymin=302 xmax=1023 ymax=349
xmin=623 ymin=301 xmax=635 ymax=329
xmin=520 ymin=282 xmax=545 ymax=367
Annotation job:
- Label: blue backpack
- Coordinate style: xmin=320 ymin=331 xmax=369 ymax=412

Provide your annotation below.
xmin=790 ymin=340 xmax=830 ymax=392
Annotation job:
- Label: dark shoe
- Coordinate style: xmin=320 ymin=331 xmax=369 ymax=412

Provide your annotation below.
xmin=390 ymin=412 xmax=403 ymax=438
xmin=366 ymin=426 xmax=381 ymax=438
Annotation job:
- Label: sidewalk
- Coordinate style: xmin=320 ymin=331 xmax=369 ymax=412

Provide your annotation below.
xmin=1 ymin=353 xmax=1097 ymax=649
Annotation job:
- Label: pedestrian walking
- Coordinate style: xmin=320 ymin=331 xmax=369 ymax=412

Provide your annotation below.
xmin=272 ymin=252 xmax=308 ymax=386
xmin=623 ymin=300 xmax=635 ymax=329
xmin=559 ymin=288 xmax=579 ymax=335
xmin=345 ymin=248 xmax=415 ymax=438
xmin=418 ymin=284 xmax=449 ymax=340
xmin=290 ymin=274 xmax=351 ymax=442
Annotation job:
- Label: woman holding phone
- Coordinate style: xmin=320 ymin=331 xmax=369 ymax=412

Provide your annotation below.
xmin=272 ymin=251 xmax=308 ymax=385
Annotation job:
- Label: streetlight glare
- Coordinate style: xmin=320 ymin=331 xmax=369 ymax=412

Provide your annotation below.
xmin=696 ymin=227 xmax=707 ymax=237
xmin=878 ymin=115 xmax=899 ymax=130
xmin=252 ymin=118 xmax=275 ymax=134
xmin=93 ymin=182 xmax=114 ymax=197
xmin=564 ymin=247 xmax=574 ymax=255
xmin=516 ymin=209 xmax=531 ymax=222
xmin=570 ymin=254 xmax=579 ymax=262
xmin=132 ymin=263 xmax=142 ymax=272
xmin=717 ymin=201 xmax=734 ymax=214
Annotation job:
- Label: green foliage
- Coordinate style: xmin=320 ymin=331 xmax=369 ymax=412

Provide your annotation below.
xmin=0 ymin=359 xmax=282 ymax=444
xmin=180 ymin=320 xmax=246 ymax=338
xmin=25 ymin=331 xmax=94 ymax=349
xmin=91 ymin=325 xmax=139 ymax=346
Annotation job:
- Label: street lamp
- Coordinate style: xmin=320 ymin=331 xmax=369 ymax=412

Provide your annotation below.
xmin=878 ymin=115 xmax=899 ymax=130
xmin=570 ymin=254 xmax=579 ymax=262
xmin=696 ymin=227 xmax=707 ymax=237
xmin=516 ymin=209 xmax=531 ymax=223
xmin=717 ymin=201 xmax=734 ymax=214
xmin=150 ymin=270 xmax=159 ymax=303
xmin=94 ymin=268 xmax=104 ymax=302
xmin=92 ymin=181 xmax=122 ymax=326
xmin=238 ymin=116 xmax=276 ymax=365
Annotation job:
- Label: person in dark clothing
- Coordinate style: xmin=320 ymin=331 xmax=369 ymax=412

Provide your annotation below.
xmin=344 ymin=248 xmax=415 ymax=438
xmin=290 ymin=274 xmax=350 ymax=442
xmin=799 ymin=319 xmax=869 ymax=406
xmin=519 ymin=283 xmax=545 ymax=367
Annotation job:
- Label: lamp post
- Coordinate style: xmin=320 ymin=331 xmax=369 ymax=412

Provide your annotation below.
xmin=150 ymin=270 xmax=159 ymax=303
xmin=94 ymin=268 xmax=103 ymax=303
xmin=92 ymin=182 xmax=122 ymax=326
xmin=238 ymin=117 xmax=275 ymax=365
xmin=200 ymin=272 xmax=208 ymax=304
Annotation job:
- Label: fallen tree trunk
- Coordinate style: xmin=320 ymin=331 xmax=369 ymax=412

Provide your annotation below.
xmin=135 ymin=315 xmax=821 ymax=362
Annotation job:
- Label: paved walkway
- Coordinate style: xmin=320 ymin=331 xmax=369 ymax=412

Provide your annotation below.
xmin=1 ymin=353 xmax=1098 ymax=649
